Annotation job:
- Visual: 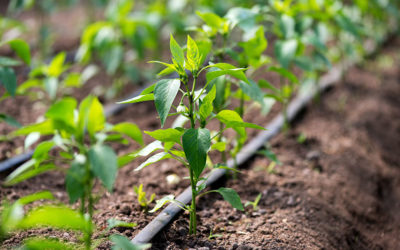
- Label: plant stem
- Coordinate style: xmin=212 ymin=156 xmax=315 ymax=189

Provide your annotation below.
xmin=188 ymin=168 xmax=197 ymax=235
xmin=186 ymin=76 xmax=197 ymax=234
xmin=282 ymin=101 xmax=289 ymax=132
xmin=238 ymin=90 xmax=245 ymax=118
xmin=218 ymin=121 xmax=227 ymax=163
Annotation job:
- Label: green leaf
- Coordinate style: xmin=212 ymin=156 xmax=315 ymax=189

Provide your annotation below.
xmin=182 ymin=128 xmax=211 ymax=179
xmin=0 ymin=113 xmax=21 ymax=127
xmin=113 ymin=122 xmax=143 ymax=145
xmin=238 ymin=79 xmax=264 ymax=104
xmin=199 ymin=85 xmax=216 ymax=122
xmin=279 ymin=14 xmax=295 ymax=39
xmin=22 ymin=238 xmax=76 ymax=250
xmin=78 ymin=96 xmax=105 ymax=139
xmin=145 ymin=128 xmax=183 ymax=144
xmin=44 ymin=77 xmax=58 ymax=100
xmin=268 ymin=66 xmax=298 ymax=84
xmin=226 ymin=121 xmax=265 ymax=130
xmin=8 ymin=39 xmax=31 ymax=65
xmin=154 ymin=79 xmax=180 ymax=127
xmin=45 ymin=97 xmax=77 ymax=127
xmin=149 ymin=195 xmax=175 ymax=213
xmin=135 ymin=152 xmax=171 ymax=171
xmin=32 ymin=141 xmax=55 ymax=163
xmin=225 ymin=7 xmax=257 ymax=30
xmin=196 ymin=11 xmax=224 ymax=32
xmin=63 ymin=72 xmax=82 ymax=87
xmin=206 ymin=63 xmax=248 ymax=84
xmin=117 ymin=83 xmax=156 ymax=104
xmin=110 ymin=234 xmax=151 ymax=250
xmin=274 ymin=39 xmax=298 ymax=69
xmin=104 ymin=45 xmax=123 ymax=75
xmin=89 ymin=145 xmax=117 ymax=191
xmin=0 ymin=56 xmax=22 ymax=67
xmin=4 ymin=160 xmax=56 ymax=186
xmin=107 ymin=219 xmax=137 ymax=230
xmin=197 ymin=40 xmax=212 ymax=66
xmin=216 ymin=187 xmax=244 ymax=211
xmin=257 ymin=149 xmax=281 ymax=165
xmin=48 ymin=52 xmax=66 ymax=77
xmin=186 ymin=35 xmax=200 ymax=71
xmin=0 ymin=67 xmax=17 ymax=96
xmin=66 ymin=161 xmax=86 ymax=203
xmin=19 ymin=206 xmax=91 ymax=232
xmin=170 ymin=35 xmax=184 ymax=67
xmin=211 ymin=141 xmax=226 ymax=152
xmin=14 ymin=120 xmax=54 ymax=136
xmin=238 ymin=26 xmax=267 ymax=65
xmin=131 ymin=141 xmax=163 ymax=158
xmin=117 ymin=94 xmax=154 ymax=104
xmin=17 ymin=191 xmax=54 ymax=205
xmin=216 ymin=109 xmax=264 ymax=130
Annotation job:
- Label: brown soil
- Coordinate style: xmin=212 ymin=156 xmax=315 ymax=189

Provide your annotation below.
xmin=0 ymin=39 xmax=399 ymax=250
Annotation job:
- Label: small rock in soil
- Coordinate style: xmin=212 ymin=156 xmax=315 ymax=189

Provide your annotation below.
xmin=287 ymin=195 xmax=296 ymax=206
xmin=306 ymin=150 xmax=321 ymax=161
xmin=178 ymin=227 xmax=187 ymax=236
xmin=120 ymin=205 xmax=131 ymax=215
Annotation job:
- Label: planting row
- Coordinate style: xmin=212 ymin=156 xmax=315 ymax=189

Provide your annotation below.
xmin=1 ymin=0 xmax=399 ymax=249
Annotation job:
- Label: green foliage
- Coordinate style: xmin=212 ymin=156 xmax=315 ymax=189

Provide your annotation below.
xmin=107 ymin=218 xmax=137 ymax=230
xmin=110 ymin=234 xmax=151 ymax=250
xmin=5 ymin=96 xmax=142 ymax=248
xmin=245 ymin=193 xmax=262 ymax=211
xmin=133 ymin=184 xmax=156 ymax=211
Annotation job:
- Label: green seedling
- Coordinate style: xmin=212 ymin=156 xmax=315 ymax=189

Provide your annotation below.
xmin=119 ymin=35 xmax=267 ymax=234
xmin=297 ymin=132 xmax=307 ymax=144
xmin=133 ymin=184 xmax=156 ymax=211
xmin=107 ymin=218 xmax=137 ymax=231
xmin=5 ymin=95 xmax=143 ymax=249
xmin=208 ymin=229 xmax=223 ymax=240
xmin=245 ymin=193 xmax=262 ymax=211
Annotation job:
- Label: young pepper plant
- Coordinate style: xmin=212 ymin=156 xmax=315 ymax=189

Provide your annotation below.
xmin=119 ymin=35 xmax=265 ymax=234
xmin=4 ymin=95 xmax=143 ymax=249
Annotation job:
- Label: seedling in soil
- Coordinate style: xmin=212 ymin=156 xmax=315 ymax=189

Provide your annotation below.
xmin=208 ymin=229 xmax=223 ymax=240
xmin=245 ymin=193 xmax=262 ymax=211
xmin=133 ymin=184 xmax=156 ymax=211
xmin=119 ymin=35 xmax=266 ymax=234
xmin=4 ymin=95 xmax=143 ymax=249
xmin=297 ymin=132 xmax=307 ymax=144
